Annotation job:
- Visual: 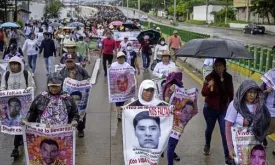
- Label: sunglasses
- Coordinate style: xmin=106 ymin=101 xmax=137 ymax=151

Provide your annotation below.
xmin=144 ymin=88 xmax=154 ymax=92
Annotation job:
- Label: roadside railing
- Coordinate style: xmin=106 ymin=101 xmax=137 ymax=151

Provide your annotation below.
xmin=140 ymin=20 xmax=275 ymax=74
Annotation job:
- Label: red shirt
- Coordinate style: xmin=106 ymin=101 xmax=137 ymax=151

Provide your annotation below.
xmin=102 ymin=38 xmax=116 ymax=55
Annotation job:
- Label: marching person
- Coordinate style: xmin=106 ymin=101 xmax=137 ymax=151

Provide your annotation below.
xmin=118 ymin=36 xmax=131 ymax=52
xmin=22 ymin=32 xmax=39 ymax=75
xmin=39 ymin=32 xmax=56 ymax=76
xmin=4 ymin=43 xmax=24 ymax=61
xmin=3 ymin=38 xmax=24 ymax=59
xmin=139 ymin=35 xmax=152 ymax=71
xmin=0 ymin=56 xmax=35 ymax=157
xmin=109 ymin=51 xmax=135 ymax=121
xmin=76 ymin=36 xmax=89 ymax=67
xmin=122 ymin=42 xmax=140 ymax=75
xmin=201 ymin=58 xmax=234 ymax=165
xmin=59 ymin=49 xmax=90 ymax=138
xmin=168 ymin=30 xmax=182 ymax=61
xmin=101 ymin=31 xmax=117 ymax=77
xmin=128 ymin=79 xmax=167 ymax=106
xmin=225 ymin=80 xmax=271 ymax=161
xmin=154 ymin=37 xmax=168 ymax=63
xmin=152 ymin=50 xmax=176 ymax=79
xmin=25 ymin=73 xmax=79 ymax=131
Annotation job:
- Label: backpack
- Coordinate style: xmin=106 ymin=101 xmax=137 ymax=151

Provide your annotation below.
xmin=5 ymin=70 xmax=29 ymax=87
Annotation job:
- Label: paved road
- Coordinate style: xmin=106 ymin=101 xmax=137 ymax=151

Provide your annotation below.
xmin=118 ymin=7 xmax=275 ymax=47
xmin=1 ymin=53 xmax=275 ymax=165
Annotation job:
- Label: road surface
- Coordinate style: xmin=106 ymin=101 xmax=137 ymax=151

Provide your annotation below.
xmin=118 ymin=7 xmax=275 ymax=47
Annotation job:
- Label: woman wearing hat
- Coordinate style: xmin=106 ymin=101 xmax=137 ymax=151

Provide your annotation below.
xmin=152 ymin=50 xmax=176 ymax=78
xmin=109 ymin=51 xmax=136 ymax=121
xmin=60 ymin=40 xmax=82 ymax=64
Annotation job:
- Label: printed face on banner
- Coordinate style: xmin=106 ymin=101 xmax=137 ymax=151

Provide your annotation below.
xmin=108 ymin=67 xmax=136 ymax=103
xmin=250 ymin=145 xmax=266 ymax=165
xmin=153 ymin=79 xmax=166 ymax=99
xmin=0 ymin=89 xmax=33 ymax=135
xmin=134 ymin=111 xmax=161 ymax=149
xmin=122 ymin=106 xmax=173 ymax=165
xmin=25 ymin=126 xmax=74 ymax=165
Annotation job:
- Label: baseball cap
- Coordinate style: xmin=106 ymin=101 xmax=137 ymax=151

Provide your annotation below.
xmin=173 ymin=30 xmax=178 ymax=34
xmin=117 ymin=52 xmax=126 ymax=58
xmin=142 ymin=80 xmax=156 ymax=90
xmin=64 ymin=53 xmax=77 ymax=61
xmin=156 ymin=27 xmax=160 ymax=30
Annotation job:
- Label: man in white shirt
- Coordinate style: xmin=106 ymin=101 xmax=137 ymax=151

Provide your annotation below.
xmin=119 ymin=36 xmax=131 ymax=52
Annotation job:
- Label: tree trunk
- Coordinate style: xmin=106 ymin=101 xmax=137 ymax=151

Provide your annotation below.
xmin=266 ymin=12 xmax=270 ymax=24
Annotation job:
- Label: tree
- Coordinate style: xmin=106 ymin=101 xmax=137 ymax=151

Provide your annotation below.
xmin=44 ymin=0 xmax=63 ymax=18
xmin=251 ymin=0 xmax=275 ymax=24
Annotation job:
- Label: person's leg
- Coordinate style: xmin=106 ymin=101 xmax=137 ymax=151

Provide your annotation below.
xmin=142 ymin=53 xmax=147 ymax=69
xmin=115 ymin=102 xmax=125 ymax=121
xmin=48 ymin=56 xmax=54 ymax=74
xmin=11 ymin=135 xmax=23 ymax=157
xmin=218 ymin=111 xmax=229 ymax=157
xmin=77 ymin=113 xmax=86 ymax=138
xmin=203 ymin=104 xmax=217 ymax=155
xmin=146 ymin=54 xmax=151 ymax=69
xmin=28 ymin=55 xmax=33 ymax=69
xmin=107 ymin=55 xmax=113 ymax=67
xmin=102 ymin=55 xmax=107 ymax=76
xmin=167 ymin=137 xmax=179 ymax=165
xmin=44 ymin=57 xmax=49 ymax=74
xmin=32 ymin=54 xmax=38 ymax=73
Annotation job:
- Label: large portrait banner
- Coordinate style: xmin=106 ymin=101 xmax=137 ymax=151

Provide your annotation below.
xmin=0 ymin=88 xmax=34 ymax=135
xmin=108 ymin=66 xmax=136 ymax=103
xmin=169 ymin=87 xmax=198 ymax=140
xmin=231 ymin=127 xmax=267 ymax=165
xmin=23 ymin=123 xmax=76 ymax=165
xmin=122 ymin=106 xmax=173 ymax=165
xmin=63 ymin=78 xmax=92 ymax=120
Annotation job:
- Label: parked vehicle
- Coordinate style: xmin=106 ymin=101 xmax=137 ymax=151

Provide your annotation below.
xmin=243 ymin=23 xmax=265 ymax=34
xmin=141 ymin=15 xmax=148 ymax=20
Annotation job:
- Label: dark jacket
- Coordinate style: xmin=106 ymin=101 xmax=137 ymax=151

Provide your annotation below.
xmin=27 ymin=91 xmax=79 ymax=123
xmin=39 ymin=38 xmax=56 ymax=57
xmin=59 ymin=65 xmax=90 ymax=81
xmin=201 ymin=71 xmax=234 ymax=111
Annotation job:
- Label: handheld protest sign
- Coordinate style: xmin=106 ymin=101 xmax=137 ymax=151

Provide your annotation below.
xmin=0 ymin=88 xmax=34 ymax=135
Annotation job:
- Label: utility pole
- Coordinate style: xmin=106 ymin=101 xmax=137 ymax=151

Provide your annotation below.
xmin=126 ymin=0 xmax=128 ymax=16
xmin=246 ymin=0 xmax=250 ymax=22
xmin=173 ymin=0 xmax=176 ymax=23
xmin=206 ymin=0 xmax=209 ymax=24
xmin=138 ymin=0 xmax=140 ymax=19
xmin=14 ymin=0 xmax=18 ymax=22
xmin=225 ymin=0 xmax=228 ymax=24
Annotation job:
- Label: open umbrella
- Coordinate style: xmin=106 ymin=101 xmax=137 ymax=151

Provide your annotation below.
xmin=0 ymin=22 xmax=20 ymax=28
xmin=109 ymin=21 xmax=123 ymax=26
xmin=176 ymin=38 xmax=254 ymax=60
xmin=137 ymin=29 xmax=161 ymax=45
xmin=67 ymin=22 xmax=84 ymax=27
xmin=49 ymin=22 xmax=63 ymax=27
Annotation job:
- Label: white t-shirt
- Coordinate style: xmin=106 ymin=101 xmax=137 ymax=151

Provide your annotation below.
xmin=225 ymin=101 xmax=254 ymax=127
xmin=153 ymin=61 xmax=176 ymax=78
xmin=22 ymin=39 xmax=38 ymax=55
xmin=97 ymin=29 xmax=104 ymax=37
xmin=119 ymin=41 xmax=131 ymax=51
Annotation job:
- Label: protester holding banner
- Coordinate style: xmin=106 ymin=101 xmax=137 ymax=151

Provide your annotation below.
xmin=225 ymin=80 xmax=271 ymax=164
xmin=59 ymin=51 xmax=90 ymax=138
xmin=260 ymin=68 xmax=275 ymax=154
xmin=0 ymin=56 xmax=35 ymax=157
xmin=60 ymin=40 xmax=82 ymax=65
xmin=108 ymin=51 xmax=136 ymax=121
xmin=201 ymin=58 xmax=234 ymax=164
xmin=26 ymin=73 xmax=79 ymax=126
xmin=122 ymin=42 xmax=140 ymax=75
xmin=153 ymin=50 xmax=176 ymax=79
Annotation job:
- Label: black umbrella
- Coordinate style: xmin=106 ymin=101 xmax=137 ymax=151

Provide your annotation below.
xmin=137 ymin=30 xmax=161 ymax=45
xmin=122 ymin=23 xmax=139 ymax=30
xmin=176 ymin=39 xmax=254 ymax=60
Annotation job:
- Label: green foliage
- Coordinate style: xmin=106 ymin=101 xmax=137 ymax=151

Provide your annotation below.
xmin=44 ymin=0 xmax=63 ymax=18
xmin=251 ymin=0 xmax=275 ymax=24
xmin=167 ymin=0 xmax=205 ymax=17
xmin=209 ymin=22 xmax=229 ymax=27
xmin=211 ymin=7 xmax=235 ymax=23
xmin=17 ymin=20 xmax=24 ymax=29
xmin=228 ymin=20 xmax=248 ymax=24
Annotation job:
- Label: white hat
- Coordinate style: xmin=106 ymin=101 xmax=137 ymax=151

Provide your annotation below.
xmin=117 ymin=51 xmax=126 ymax=58
xmin=156 ymin=27 xmax=160 ymax=30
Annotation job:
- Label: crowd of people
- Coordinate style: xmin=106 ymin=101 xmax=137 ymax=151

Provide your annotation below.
xmin=0 ymin=4 xmax=275 ymax=165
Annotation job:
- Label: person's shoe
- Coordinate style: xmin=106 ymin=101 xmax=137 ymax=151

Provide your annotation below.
xmin=174 ymin=152 xmax=180 ymax=161
xmin=11 ymin=148 xmax=19 ymax=157
xmin=203 ymin=145 xmax=210 ymax=155
xmin=273 ymin=148 xmax=275 ymax=156
xmin=117 ymin=111 xmax=122 ymax=121
xmin=78 ymin=130 xmax=84 ymax=138
xmin=263 ymin=138 xmax=268 ymax=147
xmin=161 ymin=152 xmax=164 ymax=157
xmin=46 ymin=73 xmax=49 ymax=76
xmin=225 ymin=157 xmax=234 ymax=165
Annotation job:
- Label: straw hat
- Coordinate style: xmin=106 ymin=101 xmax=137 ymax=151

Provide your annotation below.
xmin=161 ymin=50 xmax=171 ymax=57
xmin=117 ymin=51 xmax=126 ymax=58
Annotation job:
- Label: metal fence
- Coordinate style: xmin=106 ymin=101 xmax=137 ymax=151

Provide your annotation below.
xmin=140 ymin=20 xmax=275 ymax=74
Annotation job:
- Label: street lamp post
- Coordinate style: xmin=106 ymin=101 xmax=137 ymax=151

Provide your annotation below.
xmin=173 ymin=0 xmax=176 ymax=23
xmin=126 ymin=0 xmax=128 ymax=16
